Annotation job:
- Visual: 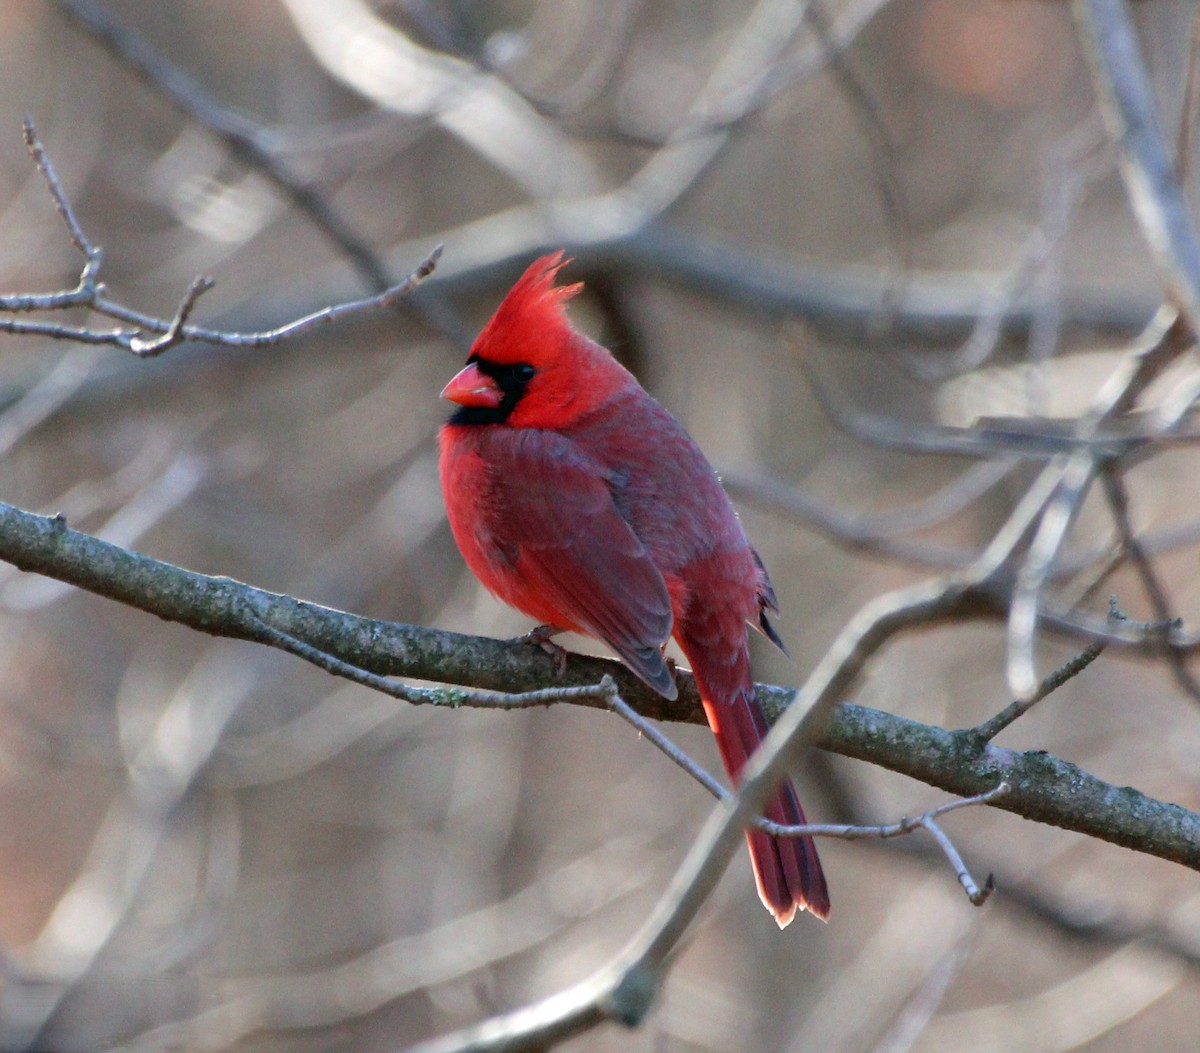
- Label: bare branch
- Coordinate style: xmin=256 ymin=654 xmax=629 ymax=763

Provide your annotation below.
xmin=918 ymin=816 xmax=995 ymax=907
xmin=1 ymin=207 xmax=442 ymax=352
xmin=611 ymin=683 xmax=1007 ymax=903
xmin=250 ymin=611 xmax=623 ymax=711
xmin=1100 ymin=468 xmax=1200 ymax=702
xmin=127 ymin=274 xmax=215 ymax=356
xmin=22 ymin=115 xmax=101 ymax=278
xmin=968 ymin=638 xmax=1106 ymax=744
xmin=1075 ymin=0 xmax=1200 ymax=335
xmin=4 ymin=120 xmax=444 ymax=353
xmin=53 ymin=0 xmax=398 ymax=293
xmin=725 ymin=461 xmax=1016 ymax=569
xmin=117 ymin=834 xmax=661 ymax=1052
xmin=0 ymin=501 xmax=1195 ymax=872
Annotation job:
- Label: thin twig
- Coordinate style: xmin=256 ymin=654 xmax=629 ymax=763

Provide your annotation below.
xmin=968 ymin=640 xmax=1106 ymax=744
xmin=128 ymin=274 xmax=216 ymax=356
xmin=611 ymin=686 xmax=1008 ymax=881
xmin=248 ymin=612 xmax=621 ymax=711
xmin=22 ymin=115 xmax=101 ymax=278
xmin=5 ymin=121 xmax=444 ymax=353
xmin=919 ymin=816 xmax=996 ymax=906
xmin=608 ymin=692 xmax=730 ymax=802
xmin=1100 ymin=467 xmax=1200 ymax=702
xmin=0 ymin=499 xmax=1198 ymax=875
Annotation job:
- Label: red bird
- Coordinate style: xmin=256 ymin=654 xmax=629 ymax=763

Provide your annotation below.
xmin=438 ymin=253 xmax=829 ymax=926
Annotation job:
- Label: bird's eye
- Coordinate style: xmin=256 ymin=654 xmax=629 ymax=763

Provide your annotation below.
xmin=513 ymin=363 xmax=536 ymax=382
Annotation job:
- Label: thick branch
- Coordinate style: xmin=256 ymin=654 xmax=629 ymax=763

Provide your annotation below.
xmin=826 ymin=704 xmax=1200 ymax=868
xmin=0 ymin=500 xmax=1197 ymax=870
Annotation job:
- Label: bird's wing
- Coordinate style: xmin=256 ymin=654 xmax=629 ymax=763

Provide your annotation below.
xmin=495 ymin=434 xmax=677 ymax=699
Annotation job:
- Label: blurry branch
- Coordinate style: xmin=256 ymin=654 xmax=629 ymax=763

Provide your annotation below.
xmin=480 ymin=2 xmax=650 ymax=135
xmin=116 ymin=833 xmax=663 ymax=1053
xmin=0 ymin=500 xmax=1197 ymax=875
xmin=1100 ymin=468 xmax=1200 ymax=702
xmin=10 ymin=647 xmax=262 ymax=1053
xmin=1 ymin=118 xmax=442 ymax=352
xmin=789 ymin=323 xmax=1200 ymax=461
xmin=803 ymin=0 xmax=913 ymax=306
xmin=272 ymin=0 xmax=1148 ymax=349
xmin=610 ymin=683 xmax=1000 ymax=906
xmin=773 ymin=296 xmax=1196 ymax=704
xmin=408 ymin=454 xmax=1190 ymax=1053
xmin=617 ymin=0 xmax=885 ymax=223
xmin=869 ymin=926 xmax=981 ymax=1053
xmin=411 ymin=576 xmax=983 ymax=1052
xmin=63 ymin=0 xmax=1122 ymax=362
xmin=0 ymin=346 xmax=102 ymax=460
xmin=280 ymin=0 xmax=600 ymax=199
xmin=53 ymin=0 xmax=396 ymax=293
xmin=43 ymin=1 xmax=1157 ymax=355
xmin=488 ymin=0 xmax=891 ymax=148
xmin=397 ymin=219 xmax=1154 ymax=352
xmin=1003 ymin=308 xmax=1193 ymax=697
xmin=1075 ymin=0 xmax=1200 ymax=337
xmin=731 ymin=455 xmax=1200 ymax=578
xmin=901 ymin=118 xmax=1108 ymax=384
xmin=725 ymin=461 xmax=1017 ymax=569
xmin=43 ymin=0 xmax=1157 ymax=361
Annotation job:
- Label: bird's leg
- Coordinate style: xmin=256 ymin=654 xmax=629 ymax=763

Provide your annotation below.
xmin=515 ymin=624 xmax=570 ymax=677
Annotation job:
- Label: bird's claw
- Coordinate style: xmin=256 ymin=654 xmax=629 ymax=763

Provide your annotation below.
xmin=515 ymin=624 xmax=570 ymax=677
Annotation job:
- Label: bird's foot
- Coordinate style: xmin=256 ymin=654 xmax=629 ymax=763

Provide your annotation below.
xmin=515 ymin=624 xmax=570 ymax=677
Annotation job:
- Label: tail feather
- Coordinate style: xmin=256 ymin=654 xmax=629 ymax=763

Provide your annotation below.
xmin=701 ymin=688 xmax=830 ymax=926
xmin=747 ymin=777 xmax=830 ymax=926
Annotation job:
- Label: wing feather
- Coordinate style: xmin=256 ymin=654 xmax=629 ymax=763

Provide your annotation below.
xmin=493 ymin=431 xmax=676 ymax=698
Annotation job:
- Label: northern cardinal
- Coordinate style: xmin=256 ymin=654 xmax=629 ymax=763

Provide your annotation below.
xmin=438 ymin=253 xmax=829 ymax=925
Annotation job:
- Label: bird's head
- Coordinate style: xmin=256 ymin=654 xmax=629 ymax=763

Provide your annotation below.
xmin=440 ymin=252 xmax=628 ymax=429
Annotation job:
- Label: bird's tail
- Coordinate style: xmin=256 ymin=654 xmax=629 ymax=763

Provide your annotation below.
xmin=700 ymin=688 xmax=829 ymax=927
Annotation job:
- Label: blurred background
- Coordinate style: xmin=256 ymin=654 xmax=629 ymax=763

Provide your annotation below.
xmin=0 ymin=0 xmax=1199 ymax=1050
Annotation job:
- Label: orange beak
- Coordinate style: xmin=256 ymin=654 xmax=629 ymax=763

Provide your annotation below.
xmin=440 ymin=362 xmax=502 ymax=408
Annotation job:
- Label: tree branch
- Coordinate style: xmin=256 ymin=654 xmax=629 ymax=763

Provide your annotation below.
xmin=0 ymin=499 xmax=1196 ymax=872
xmin=1075 ymin=0 xmax=1200 ymax=336
xmin=3 ymin=119 xmax=446 ymax=352
xmin=53 ymin=0 xmax=398 ymax=294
